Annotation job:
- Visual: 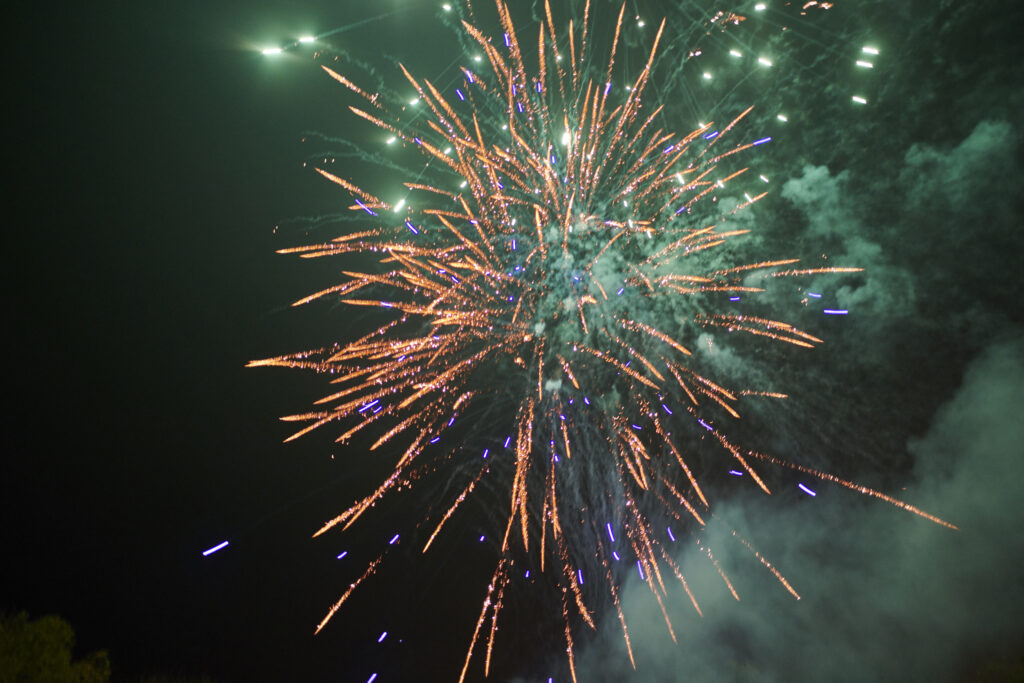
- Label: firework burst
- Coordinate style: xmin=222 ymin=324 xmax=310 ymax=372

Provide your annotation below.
xmin=250 ymin=2 xmax=954 ymax=679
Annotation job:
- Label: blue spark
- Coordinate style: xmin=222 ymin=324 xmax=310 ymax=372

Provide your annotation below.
xmin=202 ymin=541 xmax=229 ymax=556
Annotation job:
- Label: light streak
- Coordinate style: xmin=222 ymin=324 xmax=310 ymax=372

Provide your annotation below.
xmin=797 ymin=483 xmax=817 ymax=497
xmin=202 ymin=541 xmax=229 ymax=556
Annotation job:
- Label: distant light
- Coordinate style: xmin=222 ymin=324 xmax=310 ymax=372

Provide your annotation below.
xmin=636 ymin=561 xmax=645 ymax=580
xmin=612 ymin=551 xmax=621 ymax=561
xmin=852 ymin=95 xmax=867 ymax=104
xmin=336 ymin=550 xmax=348 ymax=559
xmin=637 ymin=19 xmax=645 ymax=27
xmin=409 ymin=97 xmax=419 ymax=106
xmin=856 ymin=60 xmax=874 ymax=68
xmin=388 ymin=533 xmax=400 ymax=545
xmin=729 ymin=49 xmax=742 ymax=58
xmin=473 ymin=55 xmax=482 ymax=62
xmin=754 ymin=2 xmax=766 ymax=10
xmin=261 ymin=47 xmax=282 ymax=56
xmin=823 ymin=309 xmax=849 ymax=315
xmin=482 ymin=448 xmax=489 ymax=459
xmin=202 ymin=541 xmax=229 ymax=556
xmin=759 ymin=174 xmax=770 ymax=183
xmin=730 ymin=296 xmax=740 ymax=302
xmin=752 ymin=136 xmax=771 ymax=146
xmin=729 ymin=469 xmax=743 ymax=476
xmin=698 ymin=419 xmax=713 ymax=431
xmin=442 ymin=3 xmax=452 ymax=10
xmin=702 ymin=72 xmax=712 ymax=80
xmin=798 ymin=483 xmax=817 ymax=497
xmin=377 ymin=631 xmax=388 ymax=643
xmin=561 ymin=130 xmax=571 ymax=147
xmin=386 ymin=136 xmax=396 ymax=145
xmin=479 ymin=535 xmax=485 ymax=542
xmin=777 ymin=113 xmax=788 ymax=122
xmin=862 ymin=46 xmax=880 ymax=55
xmin=298 ymin=36 xmax=315 ymax=43
xmin=393 ymin=198 xmax=406 ymax=213
xmin=577 ymin=569 xmax=584 ymax=585
xmin=367 ymin=675 xmax=377 ymax=683
xmin=607 ymin=523 xmax=616 ymax=542
xmin=443 ymin=146 xmax=452 ymax=155
xmin=666 ymin=527 xmax=676 ymax=542
xmin=758 ymin=56 xmax=773 ymax=67
xmin=807 ymin=292 xmax=822 ymax=298
xmin=661 ymin=403 xmax=673 ymax=415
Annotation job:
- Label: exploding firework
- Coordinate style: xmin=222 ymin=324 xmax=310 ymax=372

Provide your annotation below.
xmin=250 ymin=1 xmax=954 ymax=679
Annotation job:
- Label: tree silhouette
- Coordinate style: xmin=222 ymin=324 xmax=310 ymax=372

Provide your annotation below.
xmin=0 ymin=612 xmax=110 ymax=683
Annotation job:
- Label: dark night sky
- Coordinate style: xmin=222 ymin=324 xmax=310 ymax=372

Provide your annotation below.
xmin=6 ymin=1 xmax=1024 ymax=682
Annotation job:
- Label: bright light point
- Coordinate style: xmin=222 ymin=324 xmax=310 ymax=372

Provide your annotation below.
xmin=444 ymin=146 xmax=452 ymax=154
xmin=798 ymin=483 xmax=818 ymax=497
xmin=393 ymin=199 xmax=406 ymax=213
xmin=758 ymin=56 xmax=773 ymax=67
xmin=367 ymin=675 xmax=377 ymax=683
xmin=409 ymin=98 xmax=419 ymax=106
xmin=556 ymin=54 xmax=562 ymax=62
xmin=473 ymin=55 xmax=482 ymax=62
xmin=852 ymin=95 xmax=867 ymax=104
xmin=202 ymin=541 xmax=229 ymax=556
xmin=378 ymin=631 xmax=388 ymax=642
xmin=336 ymin=551 xmax=348 ymax=559
xmin=561 ymin=130 xmax=571 ymax=147
xmin=702 ymin=72 xmax=712 ymax=80
xmin=754 ymin=2 xmax=766 ymax=10
xmin=729 ymin=49 xmax=742 ymax=58
xmin=388 ymin=533 xmax=400 ymax=545
xmin=459 ymin=180 xmax=468 ymax=188
xmin=862 ymin=46 xmax=880 ymax=55
xmin=759 ymin=174 xmax=770 ymax=183
xmin=386 ymin=136 xmax=396 ymax=145
xmin=823 ymin=309 xmax=849 ymax=315
xmin=261 ymin=47 xmax=282 ymax=56
xmin=298 ymin=36 xmax=315 ymax=43
xmin=856 ymin=60 xmax=874 ymax=68
xmin=442 ymin=3 xmax=452 ymax=10
xmin=777 ymin=113 xmax=788 ymax=122
xmin=637 ymin=19 xmax=645 ymax=27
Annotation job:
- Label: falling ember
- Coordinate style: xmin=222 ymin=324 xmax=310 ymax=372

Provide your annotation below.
xmin=251 ymin=0 xmax=955 ymax=678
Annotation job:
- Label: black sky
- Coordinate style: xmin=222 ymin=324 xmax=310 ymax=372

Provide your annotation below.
xmin=6 ymin=1 xmax=1024 ymax=682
